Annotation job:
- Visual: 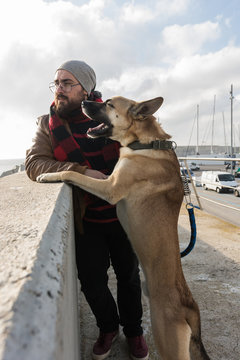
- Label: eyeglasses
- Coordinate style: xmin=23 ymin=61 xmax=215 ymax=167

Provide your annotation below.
xmin=49 ymin=81 xmax=81 ymax=93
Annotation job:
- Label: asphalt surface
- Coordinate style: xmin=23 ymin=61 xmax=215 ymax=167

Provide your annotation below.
xmin=188 ymin=165 xmax=240 ymax=227
xmin=190 ymin=185 xmax=240 ymax=227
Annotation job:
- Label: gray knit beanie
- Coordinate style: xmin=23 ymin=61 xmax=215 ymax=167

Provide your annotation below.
xmin=57 ymin=60 xmax=96 ymax=95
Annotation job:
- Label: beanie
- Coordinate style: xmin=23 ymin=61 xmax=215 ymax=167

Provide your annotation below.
xmin=57 ymin=60 xmax=96 ymax=95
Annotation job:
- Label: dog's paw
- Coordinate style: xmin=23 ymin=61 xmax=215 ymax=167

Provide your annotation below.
xmin=36 ymin=173 xmax=62 ymax=183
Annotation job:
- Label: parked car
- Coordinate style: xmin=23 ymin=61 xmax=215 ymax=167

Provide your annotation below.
xmin=192 ymin=175 xmax=202 ymax=187
xmin=234 ymin=167 xmax=240 ymax=178
xmin=189 ymin=162 xmax=200 ymax=171
xmin=234 ymin=186 xmax=240 ymax=197
xmin=180 ymin=167 xmax=194 ymax=182
xmin=201 ymin=171 xmax=238 ymax=193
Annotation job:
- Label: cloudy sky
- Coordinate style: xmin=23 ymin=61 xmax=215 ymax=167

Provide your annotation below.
xmin=1 ymin=0 xmax=240 ymax=159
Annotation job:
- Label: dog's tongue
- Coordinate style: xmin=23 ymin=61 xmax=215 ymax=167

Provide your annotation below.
xmin=87 ymin=123 xmax=105 ymax=134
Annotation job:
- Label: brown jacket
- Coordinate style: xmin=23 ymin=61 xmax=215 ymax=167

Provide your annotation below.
xmin=25 ymin=114 xmax=88 ymax=233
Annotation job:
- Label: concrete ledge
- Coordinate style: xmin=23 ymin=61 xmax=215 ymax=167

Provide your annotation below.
xmin=0 ymin=172 xmax=79 ymax=360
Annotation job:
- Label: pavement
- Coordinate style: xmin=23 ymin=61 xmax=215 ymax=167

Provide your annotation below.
xmin=78 ymin=206 xmax=240 ymax=360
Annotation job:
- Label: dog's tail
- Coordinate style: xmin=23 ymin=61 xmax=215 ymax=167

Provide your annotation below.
xmin=186 ymin=303 xmax=211 ymax=360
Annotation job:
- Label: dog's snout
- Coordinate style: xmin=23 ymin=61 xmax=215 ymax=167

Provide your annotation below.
xmin=82 ymin=100 xmax=88 ymax=107
xmin=82 ymin=100 xmax=99 ymax=109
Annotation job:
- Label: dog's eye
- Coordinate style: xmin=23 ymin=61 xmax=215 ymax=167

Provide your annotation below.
xmin=107 ymin=102 xmax=114 ymax=109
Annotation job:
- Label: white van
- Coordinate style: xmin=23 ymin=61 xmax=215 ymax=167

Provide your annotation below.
xmin=201 ymin=171 xmax=238 ymax=193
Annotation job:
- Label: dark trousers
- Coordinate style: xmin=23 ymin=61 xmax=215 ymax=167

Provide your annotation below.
xmin=75 ymin=220 xmax=143 ymax=337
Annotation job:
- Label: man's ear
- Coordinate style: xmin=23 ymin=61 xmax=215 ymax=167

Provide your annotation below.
xmin=130 ymin=97 xmax=164 ymax=119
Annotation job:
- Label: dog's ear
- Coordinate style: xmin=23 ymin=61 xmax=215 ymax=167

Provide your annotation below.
xmin=130 ymin=97 xmax=163 ymax=120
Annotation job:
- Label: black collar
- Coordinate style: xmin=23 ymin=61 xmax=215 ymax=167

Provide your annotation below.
xmin=128 ymin=140 xmax=176 ymax=151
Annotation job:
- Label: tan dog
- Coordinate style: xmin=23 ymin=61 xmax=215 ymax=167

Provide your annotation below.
xmin=37 ymin=96 xmax=210 ymax=360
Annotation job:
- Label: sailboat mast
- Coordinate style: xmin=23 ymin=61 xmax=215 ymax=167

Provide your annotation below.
xmin=230 ymin=84 xmax=234 ymax=173
xmin=230 ymin=85 xmax=234 ymax=153
xmin=211 ymin=95 xmax=216 ymax=154
xmin=222 ymin=112 xmax=228 ymax=153
xmin=196 ymin=104 xmax=199 ymax=155
xmin=239 ymin=124 xmax=240 ymax=154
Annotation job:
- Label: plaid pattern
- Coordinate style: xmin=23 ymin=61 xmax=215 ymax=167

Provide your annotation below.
xmin=49 ymin=102 xmax=120 ymax=223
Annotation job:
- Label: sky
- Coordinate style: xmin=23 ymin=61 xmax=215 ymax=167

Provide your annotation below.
xmin=1 ymin=0 xmax=240 ymax=159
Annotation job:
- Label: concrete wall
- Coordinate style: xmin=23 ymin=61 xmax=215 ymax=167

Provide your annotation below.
xmin=0 ymin=172 xmax=79 ymax=360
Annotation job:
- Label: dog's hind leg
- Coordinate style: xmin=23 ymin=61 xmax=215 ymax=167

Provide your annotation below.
xmin=190 ymin=336 xmax=211 ymax=360
xmin=150 ymin=301 xmax=192 ymax=360
xmin=186 ymin=306 xmax=211 ymax=360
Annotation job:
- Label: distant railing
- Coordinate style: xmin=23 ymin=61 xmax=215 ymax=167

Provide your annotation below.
xmin=178 ymin=156 xmax=240 ymax=164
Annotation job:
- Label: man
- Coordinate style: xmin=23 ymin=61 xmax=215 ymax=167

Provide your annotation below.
xmin=25 ymin=60 xmax=149 ymax=360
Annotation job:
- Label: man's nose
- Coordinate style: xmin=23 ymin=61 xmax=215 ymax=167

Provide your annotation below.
xmin=56 ymin=83 xmax=64 ymax=93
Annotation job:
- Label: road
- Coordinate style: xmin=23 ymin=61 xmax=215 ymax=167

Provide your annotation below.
xmin=189 ymin=182 xmax=240 ymax=227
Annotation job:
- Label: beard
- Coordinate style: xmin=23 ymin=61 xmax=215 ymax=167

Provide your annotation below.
xmin=55 ymin=93 xmax=84 ymax=118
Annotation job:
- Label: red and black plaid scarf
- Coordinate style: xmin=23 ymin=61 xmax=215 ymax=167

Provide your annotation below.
xmin=49 ymin=102 xmax=91 ymax=166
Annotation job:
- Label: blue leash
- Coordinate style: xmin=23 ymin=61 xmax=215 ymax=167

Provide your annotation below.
xmin=180 ymin=203 xmax=200 ymax=258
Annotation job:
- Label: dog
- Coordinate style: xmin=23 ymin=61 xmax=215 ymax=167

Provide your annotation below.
xmin=37 ymin=96 xmax=210 ymax=360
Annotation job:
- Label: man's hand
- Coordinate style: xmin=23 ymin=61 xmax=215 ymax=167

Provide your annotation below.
xmin=84 ymin=169 xmax=108 ymax=179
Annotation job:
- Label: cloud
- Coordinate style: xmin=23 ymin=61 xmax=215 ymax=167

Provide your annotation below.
xmin=0 ymin=108 xmax=37 ymax=159
xmin=155 ymin=0 xmax=190 ymax=16
xmin=158 ymin=21 xmax=221 ymax=61
xmin=120 ymin=3 xmax=155 ymax=24
xmin=120 ymin=0 xmax=190 ymax=24
xmin=100 ymin=45 xmax=240 ymax=147
xmin=0 ymin=0 xmax=239 ymax=158
xmin=0 ymin=0 xmax=119 ymax=111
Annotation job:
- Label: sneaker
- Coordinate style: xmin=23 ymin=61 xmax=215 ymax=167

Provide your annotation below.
xmin=92 ymin=330 xmax=119 ymax=360
xmin=127 ymin=335 xmax=149 ymax=360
